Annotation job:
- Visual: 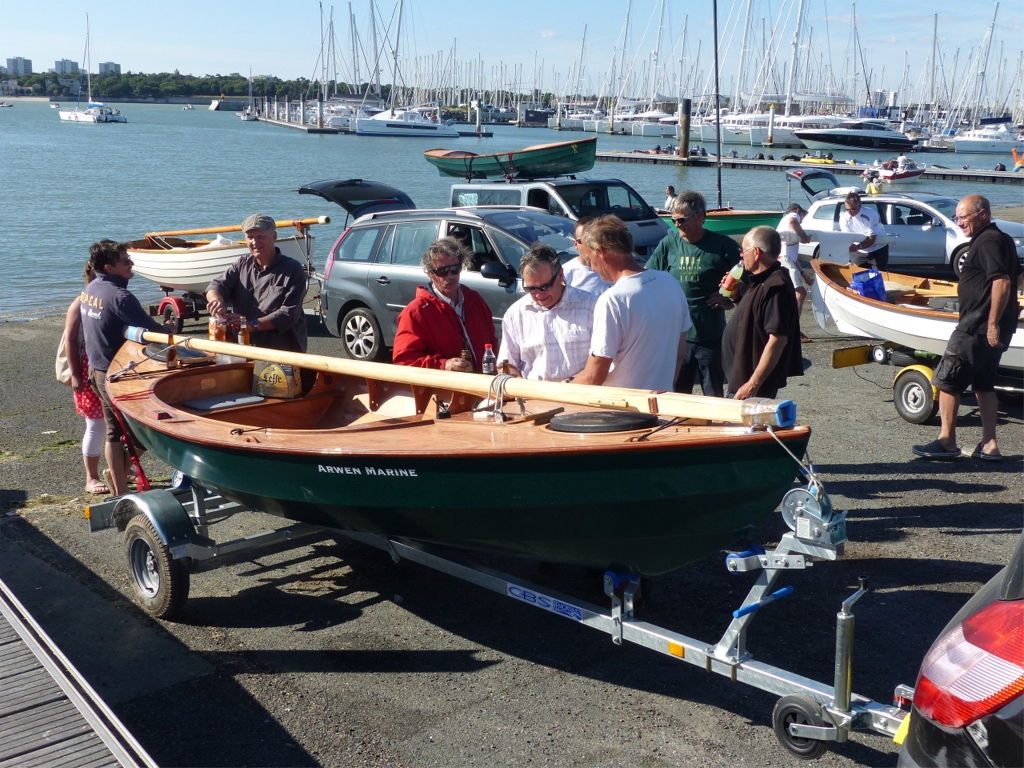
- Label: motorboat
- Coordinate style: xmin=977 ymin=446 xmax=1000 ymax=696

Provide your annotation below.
xmin=749 ymin=115 xmax=846 ymax=148
xmin=51 ymin=103 xmax=60 ymax=109
xmin=182 ymin=104 xmax=194 ymax=111
xmin=811 ymin=260 xmax=1023 ymax=372
xmin=59 ymin=15 xmax=127 ymax=124
xmin=106 ymin=331 xmax=805 ymax=576
xmin=794 ymin=120 xmax=916 ymax=152
xmin=424 ymin=137 xmax=597 ymax=179
xmin=356 ymin=108 xmax=460 ymax=138
xmin=862 ymin=161 xmax=926 ymax=183
xmin=954 ymin=124 xmax=1024 ymax=154
xmin=0 ymin=101 xmax=13 ymax=108
xmin=125 ymin=216 xmax=328 ymax=294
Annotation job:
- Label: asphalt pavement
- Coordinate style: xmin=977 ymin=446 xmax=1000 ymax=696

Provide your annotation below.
xmin=1 ymin=307 xmax=1021 ymax=768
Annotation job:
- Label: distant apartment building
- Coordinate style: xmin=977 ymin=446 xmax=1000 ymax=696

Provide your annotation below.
xmin=98 ymin=62 xmax=121 ymax=75
xmin=54 ymin=59 xmax=79 ymax=75
xmin=6 ymin=57 xmax=32 ymax=76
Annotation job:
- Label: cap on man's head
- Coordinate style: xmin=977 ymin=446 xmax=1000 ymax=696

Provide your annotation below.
xmin=242 ymin=213 xmax=276 ymax=232
xmin=786 ymin=203 xmax=803 ymax=213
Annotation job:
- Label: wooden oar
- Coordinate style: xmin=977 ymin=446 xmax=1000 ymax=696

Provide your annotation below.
xmin=125 ymin=329 xmax=797 ymax=428
xmin=146 ymin=216 xmax=330 ymax=239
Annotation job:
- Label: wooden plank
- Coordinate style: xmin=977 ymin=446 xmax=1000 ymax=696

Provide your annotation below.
xmin=0 ymin=669 xmax=65 ymax=717
xmin=0 ymin=732 xmax=117 ymax=768
xmin=0 ymin=644 xmax=41 ymax=680
xmin=0 ymin=700 xmax=92 ymax=761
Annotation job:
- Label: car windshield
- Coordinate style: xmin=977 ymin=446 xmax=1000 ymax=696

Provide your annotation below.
xmin=481 ymin=212 xmax=578 ymax=269
xmin=925 ymin=198 xmax=958 ymax=219
xmin=553 ymin=182 xmax=656 ymax=222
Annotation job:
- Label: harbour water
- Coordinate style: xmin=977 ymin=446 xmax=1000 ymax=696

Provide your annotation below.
xmin=2 ymin=100 xmax=1020 ymax=318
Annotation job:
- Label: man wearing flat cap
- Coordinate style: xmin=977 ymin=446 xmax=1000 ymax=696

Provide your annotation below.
xmin=206 ymin=213 xmax=308 ymax=354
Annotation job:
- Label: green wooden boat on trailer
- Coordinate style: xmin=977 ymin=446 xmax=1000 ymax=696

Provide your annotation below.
xmin=659 ymin=209 xmax=784 ymax=237
xmin=107 ymin=330 xmax=810 ymax=576
xmin=424 ymin=136 xmax=598 ymax=180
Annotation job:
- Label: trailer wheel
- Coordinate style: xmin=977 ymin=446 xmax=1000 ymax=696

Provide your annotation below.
xmin=125 ymin=514 xmax=189 ymax=619
xmin=162 ymin=304 xmax=184 ymax=333
xmin=894 ymin=370 xmax=938 ymax=424
xmin=773 ymin=694 xmax=829 ymax=760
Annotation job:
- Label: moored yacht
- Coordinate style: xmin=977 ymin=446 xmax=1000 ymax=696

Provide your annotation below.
xmin=749 ymin=115 xmax=845 ymax=147
xmin=355 ymin=108 xmax=459 ymax=138
xmin=953 ymin=123 xmax=1024 ymax=154
xmin=794 ymin=120 xmax=916 ymax=151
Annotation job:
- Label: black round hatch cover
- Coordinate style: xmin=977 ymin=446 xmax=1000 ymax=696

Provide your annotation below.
xmin=549 ymin=411 xmax=660 ymax=433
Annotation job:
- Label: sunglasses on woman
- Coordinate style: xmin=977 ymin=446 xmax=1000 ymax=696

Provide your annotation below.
xmin=430 ymin=263 xmax=462 ymax=277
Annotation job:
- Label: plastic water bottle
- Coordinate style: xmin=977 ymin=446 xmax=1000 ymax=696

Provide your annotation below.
xmin=719 ymin=262 xmax=745 ymax=299
xmin=482 ymin=344 xmax=496 ymax=375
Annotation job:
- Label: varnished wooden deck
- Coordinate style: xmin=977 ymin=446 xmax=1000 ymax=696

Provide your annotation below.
xmin=0 ymin=580 xmax=156 ymax=768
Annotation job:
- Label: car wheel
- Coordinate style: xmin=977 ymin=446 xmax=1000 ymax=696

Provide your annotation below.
xmin=894 ymin=370 xmax=938 ymax=424
xmin=951 ymin=246 xmax=969 ymax=279
xmin=812 ymin=246 xmax=820 ymax=260
xmin=339 ymin=307 xmax=389 ymax=361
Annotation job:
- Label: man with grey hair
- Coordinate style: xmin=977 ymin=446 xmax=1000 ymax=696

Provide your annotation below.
xmin=393 ymin=237 xmax=498 ymax=371
xmin=913 ymin=194 xmax=1020 ymax=460
xmin=839 ymin=191 xmax=888 ymax=269
xmin=720 ymin=226 xmax=802 ymax=399
xmin=207 ymin=213 xmax=309 ymax=353
xmin=647 ymin=189 xmax=740 ymax=397
xmin=574 ymin=215 xmax=691 ymax=390
xmin=498 ymin=243 xmax=597 ymax=381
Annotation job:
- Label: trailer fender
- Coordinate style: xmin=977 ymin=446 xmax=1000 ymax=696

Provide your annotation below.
xmin=157 ymin=295 xmax=188 ymax=319
xmin=892 ymin=364 xmax=936 ymax=393
xmin=111 ymin=490 xmax=197 ymax=553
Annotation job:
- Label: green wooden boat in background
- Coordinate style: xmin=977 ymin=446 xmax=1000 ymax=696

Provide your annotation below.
xmin=108 ymin=334 xmax=809 ymax=576
xmin=660 ymin=209 xmax=784 ymax=237
xmin=424 ymin=136 xmax=598 ymax=179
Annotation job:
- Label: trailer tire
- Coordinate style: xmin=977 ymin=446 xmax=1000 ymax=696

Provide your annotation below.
xmin=125 ymin=514 xmax=189 ymax=619
xmin=162 ymin=304 xmax=184 ymax=334
xmin=894 ymin=370 xmax=938 ymax=424
xmin=773 ymin=694 xmax=830 ymax=760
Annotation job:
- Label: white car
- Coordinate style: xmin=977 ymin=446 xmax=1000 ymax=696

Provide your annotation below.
xmin=789 ymin=169 xmax=1024 ymax=278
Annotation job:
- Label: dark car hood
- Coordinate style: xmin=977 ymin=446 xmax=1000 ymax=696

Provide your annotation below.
xmin=298 ymin=179 xmax=415 ymax=220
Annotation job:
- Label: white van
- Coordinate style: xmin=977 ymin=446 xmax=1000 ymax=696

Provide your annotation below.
xmin=450 ymin=178 xmax=671 ymax=258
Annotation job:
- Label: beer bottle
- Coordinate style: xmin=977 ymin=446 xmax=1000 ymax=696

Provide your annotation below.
xmin=460 ymin=339 xmax=473 ymax=364
xmin=238 ymin=318 xmax=250 ymax=346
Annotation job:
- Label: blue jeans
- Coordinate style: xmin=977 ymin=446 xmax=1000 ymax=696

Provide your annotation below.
xmin=676 ymin=340 xmax=725 ymax=397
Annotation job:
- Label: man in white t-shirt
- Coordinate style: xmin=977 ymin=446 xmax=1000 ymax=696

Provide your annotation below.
xmin=562 ymin=217 xmax=613 ymax=296
xmin=776 ymin=203 xmax=814 ymax=342
xmin=664 ymin=185 xmax=677 ymax=210
xmin=498 ymin=243 xmax=597 ymax=381
xmin=839 ymin=191 xmax=888 ymax=269
xmin=573 ymin=215 xmax=691 ymax=391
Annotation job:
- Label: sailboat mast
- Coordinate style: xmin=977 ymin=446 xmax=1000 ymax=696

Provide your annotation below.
xmin=649 ymin=0 xmax=666 ymax=108
xmin=733 ymin=0 xmax=753 ymax=112
xmin=784 ymin=0 xmax=806 ymax=116
xmin=970 ymin=2 xmax=998 ymax=125
xmin=712 ymin=0 xmax=723 ymax=208
xmin=930 ymin=14 xmax=938 ymax=108
xmin=85 ymin=13 xmax=92 ymax=104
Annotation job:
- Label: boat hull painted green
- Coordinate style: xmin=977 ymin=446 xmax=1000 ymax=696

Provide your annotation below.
xmin=128 ymin=418 xmax=808 ymax=575
xmin=662 ymin=212 xmax=783 ymax=237
xmin=425 ymin=137 xmax=598 ymax=179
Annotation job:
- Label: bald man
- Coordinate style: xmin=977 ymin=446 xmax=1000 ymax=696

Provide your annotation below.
xmin=913 ymin=194 xmax=1021 ymax=461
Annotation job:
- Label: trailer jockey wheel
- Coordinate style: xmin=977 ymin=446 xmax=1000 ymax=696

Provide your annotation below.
xmin=871 ymin=345 xmax=888 ymax=365
xmin=773 ymin=694 xmax=830 ymax=760
xmin=125 ymin=514 xmax=189 ymax=619
xmin=162 ymin=304 xmax=184 ymax=333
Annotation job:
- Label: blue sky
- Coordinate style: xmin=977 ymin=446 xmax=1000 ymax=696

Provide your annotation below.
xmin=4 ymin=0 xmax=1021 ymax=105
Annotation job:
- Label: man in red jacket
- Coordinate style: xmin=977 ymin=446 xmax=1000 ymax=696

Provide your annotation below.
xmin=392 ymin=237 xmax=499 ymax=371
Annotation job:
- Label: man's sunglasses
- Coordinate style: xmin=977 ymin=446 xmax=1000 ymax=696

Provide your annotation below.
xmin=524 ymin=273 xmax=560 ymax=293
xmin=430 ymin=263 xmax=462 ymax=277
xmin=672 ymin=214 xmax=700 ymax=226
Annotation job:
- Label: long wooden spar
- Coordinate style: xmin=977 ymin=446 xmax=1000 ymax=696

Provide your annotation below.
xmin=145 ymin=216 xmax=330 ymax=239
xmin=125 ymin=329 xmax=797 ymax=428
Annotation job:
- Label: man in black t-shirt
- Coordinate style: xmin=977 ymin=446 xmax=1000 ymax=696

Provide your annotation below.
xmin=913 ymin=195 xmax=1021 ymax=461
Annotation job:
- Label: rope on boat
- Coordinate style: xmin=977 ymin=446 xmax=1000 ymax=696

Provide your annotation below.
xmin=766 ymin=425 xmax=821 ymax=487
xmin=487 ymin=373 xmax=516 ymax=422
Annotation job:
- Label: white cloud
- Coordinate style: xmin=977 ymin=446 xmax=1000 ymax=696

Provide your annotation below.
xmin=541 ymin=29 xmax=556 ymax=39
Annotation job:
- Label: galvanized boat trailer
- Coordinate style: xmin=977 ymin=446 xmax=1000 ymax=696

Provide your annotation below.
xmin=86 ymin=475 xmax=910 ymax=760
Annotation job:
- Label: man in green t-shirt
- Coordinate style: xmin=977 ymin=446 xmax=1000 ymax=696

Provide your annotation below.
xmin=647 ymin=190 xmax=741 ymax=397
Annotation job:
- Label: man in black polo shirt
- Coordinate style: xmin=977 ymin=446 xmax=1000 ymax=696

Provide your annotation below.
xmin=720 ymin=226 xmax=803 ymax=399
xmin=206 ymin=213 xmax=308 ymax=353
xmin=913 ymin=194 xmax=1021 ymax=461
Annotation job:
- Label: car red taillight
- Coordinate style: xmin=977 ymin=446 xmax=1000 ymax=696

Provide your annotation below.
xmin=914 ymin=600 xmax=1024 ymax=729
xmin=324 ymin=229 xmax=349 ymax=283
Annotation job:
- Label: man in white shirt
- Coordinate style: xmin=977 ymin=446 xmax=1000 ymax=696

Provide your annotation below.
xmin=839 ymin=191 xmax=888 ymax=269
xmin=776 ymin=203 xmax=814 ymax=342
xmin=664 ymin=185 xmax=677 ymax=210
xmin=573 ymin=215 xmax=691 ymax=391
xmin=498 ymin=244 xmax=597 ymax=381
xmin=562 ymin=217 xmax=613 ymax=296
xmin=897 ymin=152 xmax=909 ymax=171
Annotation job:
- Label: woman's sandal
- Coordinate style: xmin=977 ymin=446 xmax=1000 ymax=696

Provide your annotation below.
xmin=86 ymin=480 xmax=110 ymax=495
